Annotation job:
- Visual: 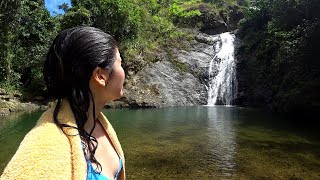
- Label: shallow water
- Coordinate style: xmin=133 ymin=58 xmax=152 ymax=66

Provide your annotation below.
xmin=0 ymin=106 xmax=319 ymax=179
xmin=0 ymin=111 xmax=42 ymax=172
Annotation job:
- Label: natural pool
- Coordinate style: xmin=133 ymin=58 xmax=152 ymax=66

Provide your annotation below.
xmin=0 ymin=106 xmax=319 ymax=179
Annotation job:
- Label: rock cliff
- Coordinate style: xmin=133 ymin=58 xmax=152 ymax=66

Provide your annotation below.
xmin=108 ymin=33 xmax=228 ymax=108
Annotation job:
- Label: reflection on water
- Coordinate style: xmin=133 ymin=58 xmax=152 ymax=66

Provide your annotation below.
xmin=206 ymin=106 xmax=237 ymax=178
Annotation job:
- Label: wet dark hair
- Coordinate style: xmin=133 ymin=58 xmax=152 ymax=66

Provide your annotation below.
xmin=44 ymin=26 xmax=118 ymax=173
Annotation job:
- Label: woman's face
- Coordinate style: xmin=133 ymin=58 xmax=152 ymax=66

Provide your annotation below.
xmin=104 ymin=49 xmax=125 ymax=101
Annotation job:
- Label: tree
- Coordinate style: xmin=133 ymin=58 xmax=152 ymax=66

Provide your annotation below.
xmin=0 ymin=0 xmax=20 ymax=83
xmin=0 ymin=0 xmax=57 ymax=92
xmin=58 ymin=2 xmax=70 ymax=13
xmin=63 ymin=0 xmax=141 ymax=42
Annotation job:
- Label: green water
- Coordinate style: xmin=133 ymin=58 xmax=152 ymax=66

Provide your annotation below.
xmin=0 ymin=111 xmax=43 ymax=172
xmin=0 ymin=106 xmax=319 ymax=179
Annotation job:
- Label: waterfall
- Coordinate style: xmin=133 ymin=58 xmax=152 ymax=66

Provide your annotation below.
xmin=207 ymin=32 xmax=237 ymax=106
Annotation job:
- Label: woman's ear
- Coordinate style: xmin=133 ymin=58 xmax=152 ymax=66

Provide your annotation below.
xmin=92 ymin=67 xmax=107 ymax=86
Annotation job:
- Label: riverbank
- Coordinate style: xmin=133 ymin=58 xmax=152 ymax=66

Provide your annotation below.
xmin=0 ymin=88 xmax=47 ymax=116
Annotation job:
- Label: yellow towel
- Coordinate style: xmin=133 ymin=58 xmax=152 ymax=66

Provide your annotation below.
xmin=1 ymin=99 xmax=125 ymax=180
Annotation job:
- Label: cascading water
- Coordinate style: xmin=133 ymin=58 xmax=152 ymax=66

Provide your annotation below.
xmin=207 ymin=32 xmax=237 ymax=106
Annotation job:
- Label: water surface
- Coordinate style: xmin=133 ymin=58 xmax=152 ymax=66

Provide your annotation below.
xmin=0 ymin=106 xmax=319 ymax=179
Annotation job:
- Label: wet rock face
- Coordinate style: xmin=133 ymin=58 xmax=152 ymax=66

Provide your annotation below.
xmin=197 ymin=5 xmax=243 ymax=35
xmin=133 ymin=61 xmax=207 ymax=107
xmin=200 ymin=20 xmax=228 ymax=36
xmin=110 ymin=33 xmax=222 ymax=108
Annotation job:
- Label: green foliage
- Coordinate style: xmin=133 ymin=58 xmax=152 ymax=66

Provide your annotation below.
xmin=168 ymin=0 xmax=202 ymax=18
xmin=0 ymin=71 xmax=21 ymax=93
xmin=62 ymin=0 xmax=205 ymax=71
xmin=0 ymin=0 xmax=57 ymax=94
xmin=65 ymin=0 xmax=143 ymax=41
xmin=164 ymin=0 xmax=206 ymax=27
xmin=0 ymin=0 xmax=243 ymax=98
xmin=0 ymin=0 xmax=20 ymax=82
xmin=60 ymin=6 xmax=92 ymax=29
xmin=148 ymin=16 xmax=176 ymax=40
xmin=238 ymin=0 xmax=320 ymax=112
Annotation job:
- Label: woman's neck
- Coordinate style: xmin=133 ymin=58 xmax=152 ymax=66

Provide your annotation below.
xmin=84 ymin=100 xmax=104 ymax=134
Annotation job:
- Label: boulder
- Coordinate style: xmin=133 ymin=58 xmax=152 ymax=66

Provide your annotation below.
xmin=0 ymin=108 xmax=10 ymax=116
xmin=0 ymin=88 xmax=6 ymax=95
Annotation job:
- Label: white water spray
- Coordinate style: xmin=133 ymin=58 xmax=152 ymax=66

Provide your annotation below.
xmin=207 ymin=32 xmax=237 ymax=106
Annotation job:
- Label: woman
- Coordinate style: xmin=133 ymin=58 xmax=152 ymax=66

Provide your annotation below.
xmin=1 ymin=27 xmax=126 ymax=180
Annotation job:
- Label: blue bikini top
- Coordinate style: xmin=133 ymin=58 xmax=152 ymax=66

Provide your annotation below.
xmin=82 ymin=143 xmax=123 ymax=180
xmin=86 ymin=156 xmax=123 ymax=180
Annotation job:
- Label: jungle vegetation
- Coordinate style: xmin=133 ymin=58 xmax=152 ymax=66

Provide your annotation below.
xmin=237 ymin=0 xmax=320 ymax=113
xmin=0 ymin=0 xmax=239 ymax=95
xmin=1 ymin=0 xmax=319 ymax=114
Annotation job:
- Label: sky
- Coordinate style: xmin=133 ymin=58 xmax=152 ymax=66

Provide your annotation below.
xmin=44 ymin=0 xmax=71 ymax=16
